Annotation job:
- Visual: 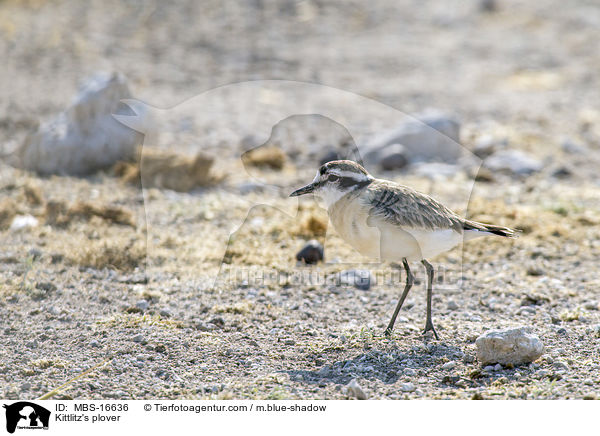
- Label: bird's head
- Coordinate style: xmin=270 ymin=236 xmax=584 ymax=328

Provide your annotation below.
xmin=290 ymin=160 xmax=374 ymax=208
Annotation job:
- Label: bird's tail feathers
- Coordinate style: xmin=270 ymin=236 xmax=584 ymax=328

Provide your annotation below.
xmin=463 ymin=220 xmax=520 ymax=238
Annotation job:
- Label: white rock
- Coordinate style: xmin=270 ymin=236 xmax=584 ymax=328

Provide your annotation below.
xmin=364 ymin=112 xmax=462 ymax=164
xmin=400 ymin=382 xmax=416 ymax=392
xmin=484 ymin=149 xmax=542 ymax=175
xmin=413 ymin=162 xmax=461 ymax=180
xmin=476 ymin=327 xmax=544 ymax=365
xmin=442 ymin=361 xmax=457 ymax=370
xmin=345 ymin=379 xmax=367 ymax=400
xmin=9 ymin=214 xmax=39 ymax=231
xmin=472 ymin=134 xmax=507 ymax=158
xmin=16 ymin=72 xmax=142 ymax=175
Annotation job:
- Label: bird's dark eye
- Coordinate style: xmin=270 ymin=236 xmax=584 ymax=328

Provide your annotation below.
xmin=328 ymin=175 xmax=339 ymax=182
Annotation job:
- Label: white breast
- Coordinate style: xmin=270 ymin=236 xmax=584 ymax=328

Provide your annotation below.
xmin=328 ymin=197 xmax=465 ymax=261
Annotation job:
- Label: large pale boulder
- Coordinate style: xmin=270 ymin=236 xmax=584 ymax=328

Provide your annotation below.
xmin=363 ymin=112 xmax=462 ymax=165
xmin=16 ymin=72 xmax=141 ymax=175
xmin=476 ymin=327 xmax=544 ymax=365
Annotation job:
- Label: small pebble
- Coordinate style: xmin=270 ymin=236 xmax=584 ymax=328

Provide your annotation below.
xmin=135 ymin=299 xmax=149 ymax=311
xmin=379 ymin=144 xmax=408 ymax=171
xmin=403 ymin=368 xmax=417 ymax=377
xmin=339 ymin=269 xmax=372 ymax=291
xmin=26 ymin=340 xmax=38 ymax=349
xmin=36 ymin=282 xmax=57 ymax=292
xmin=553 ymin=361 xmax=569 ymax=371
xmin=89 ymin=340 xmax=101 ymax=348
xmin=296 ymin=240 xmax=324 ymax=264
xmin=442 ymin=361 xmax=457 ymax=370
xmin=132 ymin=334 xmax=145 ymax=343
xmin=447 ymin=300 xmax=459 ymax=311
xmin=197 ymin=322 xmax=216 ymax=332
xmin=551 ymin=166 xmax=572 ymax=178
xmin=400 ymin=382 xmax=416 ymax=393
xmin=28 ymin=248 xmax=43 ymax=260
xmin=159 ymin=309 xmax=172 ymax=318
xmin=584 ymin=302 xmax=598 ymax=311
xmin=463 ymin=354 xmax=475 ymax=364
xmin=345 ymin=379 xmax=367 ymax=400
xmin=47 ymin=306 xmax=60 ymax=316
xmin=479 ymin=0 xmax=498 ymax=13
xmin=319 ymin=150 xmax=340 ymax=166
xmin=10 ymin=214 xmax=39 ymax=231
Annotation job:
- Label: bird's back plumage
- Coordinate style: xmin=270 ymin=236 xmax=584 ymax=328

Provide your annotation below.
xmin=364 ymin=180 xmax=466 ymax=232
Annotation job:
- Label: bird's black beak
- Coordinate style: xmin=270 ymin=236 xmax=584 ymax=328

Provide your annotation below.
xmin=290 ymin=183 xmax=316 ymax=197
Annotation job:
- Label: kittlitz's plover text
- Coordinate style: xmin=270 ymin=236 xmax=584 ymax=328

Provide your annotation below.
xmin=291 ymin=160 xmax=518 ymax=339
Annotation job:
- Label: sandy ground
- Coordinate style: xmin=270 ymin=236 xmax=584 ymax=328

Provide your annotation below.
xmin=1 ymin=0 xmax=600 ymax=400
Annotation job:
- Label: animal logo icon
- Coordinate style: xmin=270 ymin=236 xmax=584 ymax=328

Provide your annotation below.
xmin=3 ymin=402 xmax=50 ymax=434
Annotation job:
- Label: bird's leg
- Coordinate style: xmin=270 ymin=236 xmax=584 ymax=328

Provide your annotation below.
xmin=421 ymin=259 xmax=439 ymax=340
xmin=384 ymin=258 xmax=414 ymax=337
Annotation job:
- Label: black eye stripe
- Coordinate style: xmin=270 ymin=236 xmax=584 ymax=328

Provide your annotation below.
xmin=328 ymin=175 xmax=339 ymax=181
xmin=338 ymin=176 xmax=358 ymax=188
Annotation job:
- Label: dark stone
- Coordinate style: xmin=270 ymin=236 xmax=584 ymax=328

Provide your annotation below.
xmin=379 ymin=144 xmax=408 ymax=171
xmin=35 ymin=282 xmax=56 ymax=292
xmin=50 ymin=253 xmax=64 ymax=264
xmin=209 ymin=316 xmax=225 ymax=327
xmin=319 ymin=150 xmax=341 ymax=166
xmin=479 ymin=0 xmax=497 ymax=12
xmin=552 ymin=166 xmax=572 ymax=178
xmin=339 ymin=269 xmax=372 ymax=291
xmin=296 ymin=240 xmax=324 ymax=264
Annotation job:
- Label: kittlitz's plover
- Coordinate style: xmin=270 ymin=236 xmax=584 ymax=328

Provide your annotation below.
xmin=290 ymin=160 xmax=518 ymax=339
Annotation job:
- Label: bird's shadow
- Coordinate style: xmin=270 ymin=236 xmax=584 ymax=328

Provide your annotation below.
xmin=284 ymin=341 xmax=466 ymax=386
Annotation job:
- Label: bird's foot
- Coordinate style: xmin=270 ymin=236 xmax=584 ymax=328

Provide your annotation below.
xmin=423 ymin=320 xmax=439 ymax=340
